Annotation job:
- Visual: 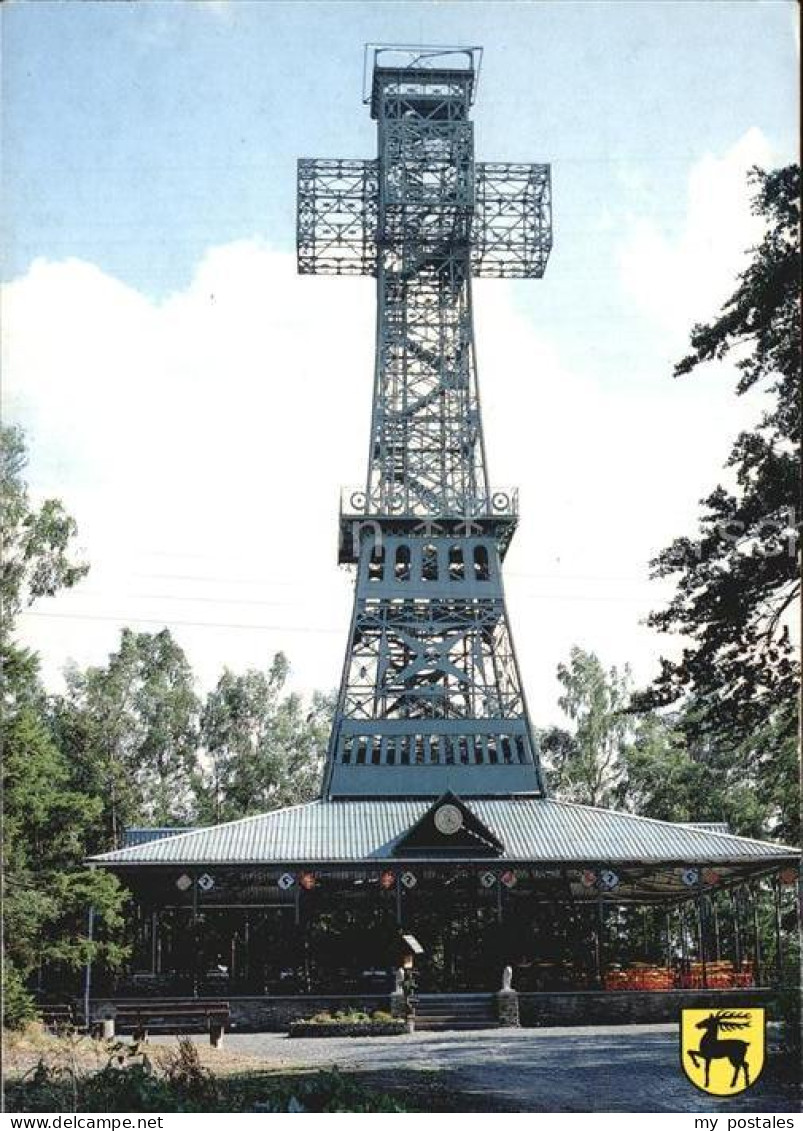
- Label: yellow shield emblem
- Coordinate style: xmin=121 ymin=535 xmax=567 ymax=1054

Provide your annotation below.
xmin=681 ymin=1008 xmax=766 ymax=1095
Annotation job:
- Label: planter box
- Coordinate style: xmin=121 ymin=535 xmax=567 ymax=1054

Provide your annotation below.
xmin=288 ymin=1020 xmax=406 ymax=1038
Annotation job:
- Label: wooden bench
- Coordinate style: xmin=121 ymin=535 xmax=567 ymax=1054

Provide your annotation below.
xmin=110 ymin=1000 xmax=231 ymax=1047
xmin=40 ymin=1003 xmax=77 ymax=1031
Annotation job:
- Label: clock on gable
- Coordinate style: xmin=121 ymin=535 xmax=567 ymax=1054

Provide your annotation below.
xmin=433 ymin=803 xmax=464 ymax=836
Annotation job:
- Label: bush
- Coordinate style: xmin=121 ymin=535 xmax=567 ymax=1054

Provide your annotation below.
xmin=2 ymin=962 xmax=39 ymax=1029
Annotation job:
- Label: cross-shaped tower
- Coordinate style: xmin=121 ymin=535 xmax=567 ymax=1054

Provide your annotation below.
xmin=298 ymin=46 xmax=552 ymax=799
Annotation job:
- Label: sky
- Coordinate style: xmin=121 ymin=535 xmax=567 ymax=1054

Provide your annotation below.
xmin=2 ymin=0 xmax=799 ymax=726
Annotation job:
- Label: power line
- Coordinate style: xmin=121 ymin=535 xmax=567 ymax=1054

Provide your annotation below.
xmin=19 ymin=610 xmax=343 ymax=634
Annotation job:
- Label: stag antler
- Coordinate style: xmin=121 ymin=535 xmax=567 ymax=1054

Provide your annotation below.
xmin=714 ymin=1010 xmax=751 ymax=1030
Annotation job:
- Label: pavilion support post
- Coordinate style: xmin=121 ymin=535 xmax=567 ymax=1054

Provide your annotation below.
xmin=83 ymin=903 xmax=95 ymax=1030
xmin=731 ymin=889 xmax=743 ymax=971
xmin=711 ymin=897 xmax=721 ymax=962
xmin=751 ymin=885 xmax=763 ymax=987
xmin=395 ymin=874 xmax=402 ymax=926
xmin=773 ymin=877 xmax=783 ymax=985
xmin=696 ymin=888 xmax=708 ymax=988
xmin=151 ymin=910 xmax=159 ymax=975
xmin=594 ymin=896 xmax=605 ymax=989
xmin=192 ymin=873 xmax=200 ymax=999
xmin=664 ymin=910 xmax=672 ymax=970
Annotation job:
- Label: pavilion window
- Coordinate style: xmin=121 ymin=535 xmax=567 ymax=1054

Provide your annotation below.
xmin=474 ymin=735 xmax=484 ymax=764
xmin=356 ymin=737 xmax=368 ymax=764
xmin=487 ymin=739 xmax=499 ymax=765
xmin=400 ymin=736 xmax=411 ymax=765
xmin=516 ymin=735 xmax=527 ymax=763
xmin=341 ymin=736 xmax=353 ymax=764
xmin=386 ymin=737 xmax=396 ymax=765
xmin=501 ymin=736 xmax=513 ymax=764
xmin=371 ymin=735 xmax=382 ymax=764
xmin=395 ymin=544 xmax=411 ymax=581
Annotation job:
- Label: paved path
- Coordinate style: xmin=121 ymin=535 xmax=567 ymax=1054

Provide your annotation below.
xmin=173 ymin=1025 xmax=799 ymax=1112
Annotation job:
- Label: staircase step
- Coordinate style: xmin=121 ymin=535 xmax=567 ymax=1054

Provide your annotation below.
xmin=410 ymin=994 xmax=498 ymax=1030
xmin=415 ymin=1021 xmax=498 ymax=1030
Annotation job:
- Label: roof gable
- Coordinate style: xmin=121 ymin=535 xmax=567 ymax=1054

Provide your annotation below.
xmin=391 ymin=792 xmax=504 ymax=857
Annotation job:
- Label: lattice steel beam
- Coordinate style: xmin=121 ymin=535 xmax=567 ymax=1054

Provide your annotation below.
xmin=297 ymin=49 xmax=551 ymax=800
xmin=296 ymin=160 xmax=551 ymax=279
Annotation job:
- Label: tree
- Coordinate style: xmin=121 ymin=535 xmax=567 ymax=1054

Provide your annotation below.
xmin=1 ymin=427 xmax=126 ymax=1023
xmin=544 ymin=647 xmax=633 ymax=807
xmin=56 ymin=628 xmax=201 ymax=846
xmin=196 ymin=654 xmax=332 ymax=823
xmin=1 ymin=426 xmax=89 ymax=627
xmin=621 ymin=712 xmax=770 ymax=837
xmin=637 ymin=167 xmax=800 ymax=759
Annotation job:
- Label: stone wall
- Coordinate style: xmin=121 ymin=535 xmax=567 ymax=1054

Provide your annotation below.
xmin=90 ymin=988 xmax=778 ymax=1033
xmin=519 ymin=988 xmax=776 ymax=1028
xmin=90 ymin=995 xmax=391 ymax=1034
xmin=496 ymin=991 xmax=520 ymax=1027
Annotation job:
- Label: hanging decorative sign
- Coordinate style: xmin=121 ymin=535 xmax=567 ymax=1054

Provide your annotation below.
xmin=197 ymin=873 xmax=215 ymax=893
xmin=779 ymin=867 xmax=798 ymax=886
xmin=681 ymin=868 xmax=700 ymax=887
xmin=580 ymin=870 xmax=597 ymax=888
xmin=379 ymin=870 xmax=396 ymax=890
xmin=599 ymin=869 xmax=620 ymax=891
xmin=500 ymin=870 xmax=517 ymax=889
xmin=702 ymin=869 xmax=720 ymax=886
xmin=400 ymin=871 xmax=417 ymax=889
xmin=480 ymin=871 xmax=497 ymax=889
xmin=299 ymin=872 xmax=317 ymax=890
xmin=278 ymin=872 xmax=296 ymax=891
xmin=175 ymin=873 xmax=192 ymax=892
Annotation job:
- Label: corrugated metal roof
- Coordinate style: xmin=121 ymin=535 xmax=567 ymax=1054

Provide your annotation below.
xmin=90 ymin=798 xmax=798 ymax=867
xmin=122 ymin=828 xmax=199 ymax=847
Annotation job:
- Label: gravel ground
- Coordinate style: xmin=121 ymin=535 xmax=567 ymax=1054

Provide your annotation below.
xmin=157 ymin=1024 xmax=800 ymax=1113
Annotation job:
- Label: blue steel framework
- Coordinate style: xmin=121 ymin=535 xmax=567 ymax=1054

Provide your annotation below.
xmin=298 ymin=47 xmax=552 ymax=800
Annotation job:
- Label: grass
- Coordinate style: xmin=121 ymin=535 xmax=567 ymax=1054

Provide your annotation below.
xmin=2 ymin=1032 xmax=414 ymax=1112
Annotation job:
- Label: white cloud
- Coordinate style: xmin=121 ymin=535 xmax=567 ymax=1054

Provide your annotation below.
xmin=618 ymin=127 xmax=774 ymax=336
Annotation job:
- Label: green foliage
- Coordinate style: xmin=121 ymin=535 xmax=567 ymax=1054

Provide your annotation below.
xmin=55 ymin=628 xmax=201 ymax=845
xmin=636 ymin=166 xmax=800 ymax=813
xmin=303 ymin=1009 xmax=392 ymax=1024
xmin=2 ymin=962 xmax=39 ymax=1029
xmin=542 ymin=647 xmax=633 ymax=806
xmin=196 ymin=655 xmax=332 ymax=822
xmin=1 ymin=428 xmax=129 ymax=993
xmin=544 ymin=646 xmax=789 ymax=840
xmin=5 ymin=1051 xmax=411 ymax=1113
xmin=3 ymin=684 xmax=128 ymax=979
xmin=1 ymin=426 xmax=89 ymax=626
xmin=621 ymin=712 xmax=772 ymax=836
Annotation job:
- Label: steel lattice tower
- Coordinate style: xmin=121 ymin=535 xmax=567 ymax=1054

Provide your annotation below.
xmin=297 ymin=46 xmax=552 ymax=799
